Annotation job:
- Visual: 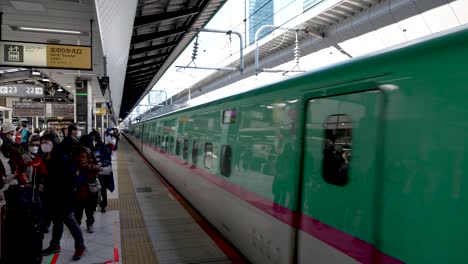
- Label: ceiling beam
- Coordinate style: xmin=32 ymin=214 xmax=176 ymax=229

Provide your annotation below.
xmin=129 ymin=41 xmax=177 ymax=56
xmin=126 ymin=71 xmax=156 ymax=80
xmin=126 ymin=64 xmax=161 ymax=73
xmin=126 ymin=75 xmax=153 ymax=82
xmin=131 ymin=26 xmax=188 ymax=44
xmin=134 ymin=7 xmax=201 ymax=27
xmin=127 ymin=51 xmax=171 ymax=65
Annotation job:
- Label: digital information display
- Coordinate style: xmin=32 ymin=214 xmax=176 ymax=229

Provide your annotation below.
xmin=0 ymin=84 xmax=44 ymax=98
xmin=13 ymin=102 xmax=46 ymax=117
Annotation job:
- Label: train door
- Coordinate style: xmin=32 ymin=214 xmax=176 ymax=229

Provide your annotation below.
xmin=297 ymin=90 xmax=384 ymax=263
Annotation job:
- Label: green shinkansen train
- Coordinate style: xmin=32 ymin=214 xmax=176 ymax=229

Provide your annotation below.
xmin=127 ymin=26 xmax=468 ymax=264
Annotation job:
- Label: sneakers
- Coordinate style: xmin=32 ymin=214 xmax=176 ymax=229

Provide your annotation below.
xmin=72 ymin=247 xmax=87 ymax=261
xmin=86 ymin=224 xmax=94 ymax=233
xmin=42 ymin=245 xmax=61 ymax=256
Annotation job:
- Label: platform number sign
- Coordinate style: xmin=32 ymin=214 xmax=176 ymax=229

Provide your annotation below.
xmin=4 ymin=44 xmax=24 ymax=62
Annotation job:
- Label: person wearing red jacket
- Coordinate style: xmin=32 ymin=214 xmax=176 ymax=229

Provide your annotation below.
xmin=72 ymin=134 xmax=101 ymax=233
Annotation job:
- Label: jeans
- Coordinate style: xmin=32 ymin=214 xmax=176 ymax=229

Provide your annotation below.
xmin=49 ymin=210 xmax=85 ymax=250
xmin=99 ymin=186 xmax=107 ymax=209
xmin=74 ymin=195 xmax=98 ymax=226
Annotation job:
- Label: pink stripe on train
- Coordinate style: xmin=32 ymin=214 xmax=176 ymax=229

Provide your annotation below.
xmin=139 ymin=140 xmax=403 ymax=264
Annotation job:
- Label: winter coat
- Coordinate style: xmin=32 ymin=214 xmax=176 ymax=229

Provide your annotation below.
xmin=72 ymin=145 xmax=100 ymax=201
xmin=42 ymin=146 xmax=78 ymax=212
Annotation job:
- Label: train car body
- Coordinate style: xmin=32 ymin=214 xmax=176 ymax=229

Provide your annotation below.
xmin=126 ymin=26 xmax=468 ymax=264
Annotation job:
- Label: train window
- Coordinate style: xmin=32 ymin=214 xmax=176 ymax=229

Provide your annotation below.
xmin=220 ymin=145 xmax=232 ymax=177
xmin=169 ymin=136 xmax=174 ymax=153
xmin=322 ymin=114 xmax=352 ymax=186
xmin=204 ymin=143 xmax=213 ymax=169
xmin=192 ymin=141 xmax=199 ymax=166
xmin=222 ymin=109 xmax=237 ymax=124
xmin=183 ymin=138 xmax=188 ymax=160
xmin=176 ymin=138 xmax=181 ymax=155
xmin=165 ymin=136 xmax=169 ymax=151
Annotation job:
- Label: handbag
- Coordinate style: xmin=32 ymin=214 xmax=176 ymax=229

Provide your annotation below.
xmin=98 ymin=165 xmax=112 ymax=176
xmin=88 ymin=178 xmax=102 ymax=193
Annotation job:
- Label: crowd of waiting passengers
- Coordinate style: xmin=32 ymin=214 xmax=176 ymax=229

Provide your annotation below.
xmin=0 ymin=123 xmax=119 ymax=261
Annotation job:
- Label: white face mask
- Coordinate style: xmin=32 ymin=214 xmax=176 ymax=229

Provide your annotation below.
xmin=0 ymin=138 xmax=3 ymax=147
xmin=7 ymin=134 xmax=14 ymax=141
xmin=30 ymin=146 xmax=39 ymax=154
xmin=41 ymin=142 xmax=53 ymax=153
xmin=77 ymin=130 xmax=82 ymax=138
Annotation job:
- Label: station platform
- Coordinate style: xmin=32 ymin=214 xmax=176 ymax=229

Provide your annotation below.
xmin=41 ymin=138 xmax=247 ymax=264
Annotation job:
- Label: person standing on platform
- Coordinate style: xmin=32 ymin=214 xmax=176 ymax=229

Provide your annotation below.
xmin=90 ymin=131 xmax=114 ymax=213
xmin=72 ymin=134 xmax=101 ymax=233
xmin=20 ymin=123 xmax=30 ymax=150
xmin=15 ymin=127 xmax=21 ymax=144
xmin=40 ymin=132 xmax=87 ymax=261
xmin=61 ymin=123 xmax=80 ymax=158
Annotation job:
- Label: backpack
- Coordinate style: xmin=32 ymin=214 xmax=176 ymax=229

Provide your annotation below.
xmin=25 ymin=130 xmax=32 ymax=141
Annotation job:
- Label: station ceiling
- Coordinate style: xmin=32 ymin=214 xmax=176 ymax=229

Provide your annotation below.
xmin=0 ymin=0 xmax=105 ymax=102
xmin=119 ymin=0 xmax=228 ymax=119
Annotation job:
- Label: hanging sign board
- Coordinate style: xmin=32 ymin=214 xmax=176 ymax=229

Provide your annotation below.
xmin=0 ymin=41 xmax=92 ymax=70
xmin=0 ymin=84 xmax=44 ymax=98
xmin=53 ymin=103 xmax=74 ymax=118
xmin=13 ymin=102 xmax=46 ymax=117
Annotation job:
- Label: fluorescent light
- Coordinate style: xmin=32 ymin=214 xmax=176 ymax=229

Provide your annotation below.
xmin=42 ymin=78 xmax=49 ymax=82
xmin=57 ymin=87 xmax=64 ymax=92
xmin=17 ymin=26 xmax=84 ymax=35
xmin=66 ymin=85 xmax=71 ymax=88
xmin=59 ymin=72 xmax=96 ymax=76
xmin=32 ymin=71 xmax=40 ymax=76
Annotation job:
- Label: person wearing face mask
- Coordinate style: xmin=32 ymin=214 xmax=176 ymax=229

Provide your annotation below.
xmin=60 ymin=123 xmax=79 ymax=158
xmin=40 ymin=132 xmax=87 ymax=261
xmin=1 ymin=123 xmax=27 ymax=183
xmin=22 ymin=134 xmax=47 ymax=186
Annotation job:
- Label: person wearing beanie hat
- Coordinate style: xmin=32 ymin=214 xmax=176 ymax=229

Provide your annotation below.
xmin=40 ymin=131 xmax=87 ymax=260
xmin=0 ymin=123 xmax=27 ymax=182
xmin=2 ymin=123 xmax=16 ymax=143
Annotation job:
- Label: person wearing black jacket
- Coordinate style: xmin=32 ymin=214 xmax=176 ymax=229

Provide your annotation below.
xmin=40 ymin=132 xmax=87 ymax=261
xmin=90 ymin=131 xmax=114 ymax=213
xmin=60 ymin=123 xmax=80 ymax=157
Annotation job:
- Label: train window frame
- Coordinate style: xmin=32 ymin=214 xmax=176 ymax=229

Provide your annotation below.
xmin=322 ymin=114 xmax=352 ymax=186
xmin=220 ymin=145 xmax=232 ymax=177
xmin=183 ymin=138 xmax=189 ymax=160
xmin=222 ymin=109 xmax=237 ymax=124
xmin=204 ymin=143 xmax=213 ymax=169
xmin=176 ymin=137 xmax=181 ymax=155
xmin=192 ymin=141 xmax=199 ymax=166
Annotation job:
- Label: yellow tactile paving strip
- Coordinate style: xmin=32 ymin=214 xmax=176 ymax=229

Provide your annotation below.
xmin=117 ymin=149 xmax=159 ymax=264
xmin=107 ymin=198 xmax=119 ymax=210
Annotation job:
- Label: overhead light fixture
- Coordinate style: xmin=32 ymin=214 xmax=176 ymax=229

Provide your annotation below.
xmin=57 ymin=87 xmax=64 ymax=92
xmin=42 ymin=78 xmax=50 ymax=82
xmin=10 ymin=26 xmax=87 ymax=36
xmin=31 ymin=70 xmax=41 ymax=76
xmin=59 ymin=72 xmax=96 ymax=76
xmin=66 ymin=85 xmax=71 ymax=88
